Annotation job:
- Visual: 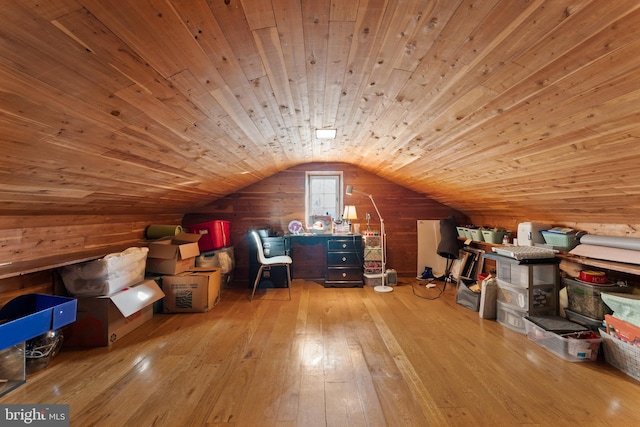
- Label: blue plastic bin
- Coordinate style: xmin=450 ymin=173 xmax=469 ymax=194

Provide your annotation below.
xmin=0 ymin=294 xmax=77 ymax=350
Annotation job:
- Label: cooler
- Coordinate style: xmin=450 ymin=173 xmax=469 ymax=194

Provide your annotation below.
xmin=186 ymin=220 xmax=231 ymax=251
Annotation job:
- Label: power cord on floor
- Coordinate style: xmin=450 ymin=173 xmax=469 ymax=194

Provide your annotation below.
xmin=411 ymin=278 xmax=447 ymax=300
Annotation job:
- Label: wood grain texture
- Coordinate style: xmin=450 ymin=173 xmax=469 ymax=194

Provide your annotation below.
xmin=2 ymin=279 xmax=640 ymax=426
xmin=0 ymin=0 xmax=639 ymax=234
xmin=183 ymin=162 xmax=464 ymax=281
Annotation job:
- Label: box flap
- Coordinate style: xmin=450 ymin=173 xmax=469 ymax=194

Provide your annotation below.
xmin=177 ymin=242 xmax=200 ymax=259
xmin=172 ymin=233 xmax=201 ymax=244
xmin=103 ymin=280 xmax=164 ymax=318
xmin=148 ymin=237 xmax=200 ymax=260
xmin=147 ymin=239 xmax=178 ymax=259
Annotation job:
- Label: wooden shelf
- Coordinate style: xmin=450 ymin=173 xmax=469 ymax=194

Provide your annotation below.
xmin=0 ymin=243 xmax=147 ymax=280
xmin=556 ymin=254 xmax=640 ymax=276
xmin=459 ymin=237 xmax=640 ymax=283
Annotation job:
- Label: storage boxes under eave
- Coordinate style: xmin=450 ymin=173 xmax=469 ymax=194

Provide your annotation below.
xmin=491 ymin=255 xmax=560 ymax=334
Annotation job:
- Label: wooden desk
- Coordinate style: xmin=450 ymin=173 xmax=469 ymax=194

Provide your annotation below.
xmin=285 ymin=234 xmax=363 ymax=287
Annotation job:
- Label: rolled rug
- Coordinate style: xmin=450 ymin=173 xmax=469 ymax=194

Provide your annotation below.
xmin=145 ymin=224 xmax=183 ymax=239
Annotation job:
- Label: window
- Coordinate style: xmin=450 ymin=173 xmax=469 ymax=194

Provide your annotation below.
xmin=305 ymin=171 xmax=343 ymax=224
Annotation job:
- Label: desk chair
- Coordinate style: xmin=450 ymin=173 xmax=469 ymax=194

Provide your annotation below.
xmin=250 ymin=230 xmax=293 ymax=301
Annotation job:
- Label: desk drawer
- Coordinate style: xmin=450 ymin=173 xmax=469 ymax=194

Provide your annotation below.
xmin=328 ymin=239 xmax=360 ymax=252
xmin=326 ymin=267 xmax=363 ymax=283
xmin=327 ymin=252 xmax=361 ymax=266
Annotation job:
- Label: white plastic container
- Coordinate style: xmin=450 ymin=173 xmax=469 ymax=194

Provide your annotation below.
xmin=517 ymin=222 xmax=551 ymax=246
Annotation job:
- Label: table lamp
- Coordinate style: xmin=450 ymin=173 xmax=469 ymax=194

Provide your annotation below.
xmin=343 ymin=205 xmax=358 ymax=233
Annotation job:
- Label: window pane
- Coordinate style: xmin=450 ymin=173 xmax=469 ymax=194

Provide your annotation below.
xmin=306 ymin=172 xmax=343 ymax=223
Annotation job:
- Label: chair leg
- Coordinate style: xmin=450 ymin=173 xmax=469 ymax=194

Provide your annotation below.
xmin=250 ymin=265 xmax=264 ymax=301
xmin=286 ymin=264 xmax=292 ymax=301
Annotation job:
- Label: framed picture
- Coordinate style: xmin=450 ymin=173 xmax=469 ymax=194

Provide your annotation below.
xmin=451 ymin=251 xmax=469 ymax=282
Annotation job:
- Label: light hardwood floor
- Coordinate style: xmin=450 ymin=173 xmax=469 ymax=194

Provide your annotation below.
xmin=2 ymin=278 xmax=640 ymax=426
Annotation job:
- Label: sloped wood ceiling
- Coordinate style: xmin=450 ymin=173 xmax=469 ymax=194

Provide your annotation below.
xmin=2 ymin=0 xmax=640 ymax=224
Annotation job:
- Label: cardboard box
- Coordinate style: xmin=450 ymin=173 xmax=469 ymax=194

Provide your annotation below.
xmin=162 ymin=268 xmax=221 ymax=313
xmin=146 ymin=233 xmax=201 ymax=275
xmin=63 ymin=280 xmax=164 ymax=347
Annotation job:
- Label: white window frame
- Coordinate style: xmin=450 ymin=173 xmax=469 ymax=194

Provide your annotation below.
xmin=305 ymin=171 xmax=344 ymax=225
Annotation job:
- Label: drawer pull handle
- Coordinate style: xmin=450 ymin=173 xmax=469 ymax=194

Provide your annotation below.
xmin=342 ymin=243 xmax=347 ymax=248
xmin=342 ymin=257 xmax=347 ymax=262
xmin=342 ymin=272 xmax=347 ymax=278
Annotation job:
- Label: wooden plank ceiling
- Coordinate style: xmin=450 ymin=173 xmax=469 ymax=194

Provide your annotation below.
xmin=2 ymin=0 xmax=640 ymax=224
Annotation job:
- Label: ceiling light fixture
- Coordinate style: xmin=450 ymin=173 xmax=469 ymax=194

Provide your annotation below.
xmin=315 ymin=129 xmax=337 ymax=139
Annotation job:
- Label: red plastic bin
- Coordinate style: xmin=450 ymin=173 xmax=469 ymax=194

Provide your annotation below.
xmin=186 ymin=220 xmax=230 ymax=251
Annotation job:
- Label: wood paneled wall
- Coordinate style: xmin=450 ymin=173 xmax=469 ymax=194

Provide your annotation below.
xmin=0 ymin=163 xmax=462 ymax=303
xmin=183 ymin=162 xmax=466 ymax=283
xmin=0 ymin=213 xmax=182 ymax=305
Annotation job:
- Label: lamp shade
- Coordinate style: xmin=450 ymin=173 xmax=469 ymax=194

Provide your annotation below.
xmin=343 ymin=205 xmax=358 ymax=220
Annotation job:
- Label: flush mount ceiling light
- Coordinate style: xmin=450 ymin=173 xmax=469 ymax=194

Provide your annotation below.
xmin=315 ymin=129 xmax=337 ymax=139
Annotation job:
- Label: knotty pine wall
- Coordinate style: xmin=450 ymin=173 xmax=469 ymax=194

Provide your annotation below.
xmin=183 ymin=162 xmax=467 ymax=284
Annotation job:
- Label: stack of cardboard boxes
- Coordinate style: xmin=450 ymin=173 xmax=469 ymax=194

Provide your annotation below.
xmin=62 ymin=233 xmax=222 ymax=348
xmin=145 ymin=233 xmax=221 ymax=314
xmin=59 ymin=247 xmax=163 ymax=347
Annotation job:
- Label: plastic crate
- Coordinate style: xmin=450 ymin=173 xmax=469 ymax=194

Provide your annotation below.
xmin=185 ymin=220 xmax=230 ymax=251
xmin=482 ymin=229 xmax=510 ymax=244
xmin=496 ymin=280 xmax=555 ymax=310
xmin=540 ymin=231 xmax=581 ymax=250
xmin=0 ymin=294 xmax=77 ymax=397
xmin=601 ymin=330 xmax=640 ymax=381
xmin=524 ymin=317 xmax=601 ymax=362
xmin=564 ymin=309 xmax=603 ymax=331
xmin=496 ymin=300 xmax=528 ymax=334
xmin=470 ymin=229 xmax=484 ymax=242
xmin=0 ymin=294 xmax=77 ymax=350
xmin=564 ymin=278 xmax=633 ymax=320
xmin=496 ymin=259 xmax=557 ymax=287
xmin=0 ymin=342 xmax=25 ymax=397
